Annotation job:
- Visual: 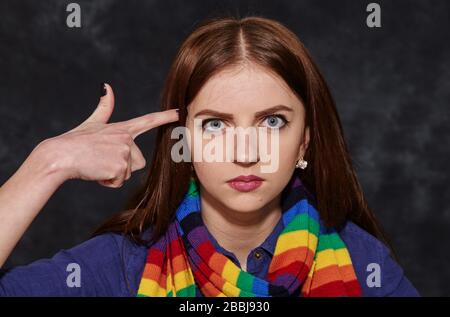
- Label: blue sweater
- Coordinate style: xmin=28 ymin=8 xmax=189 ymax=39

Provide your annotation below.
xmin=0 ymin=220 xmax=419 ymax=296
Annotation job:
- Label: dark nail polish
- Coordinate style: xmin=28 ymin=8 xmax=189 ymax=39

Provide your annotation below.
xmin=100 ymin=83 xmax=107 ymax=97
xmin=176 ymin=109 xmax=179 ymax=113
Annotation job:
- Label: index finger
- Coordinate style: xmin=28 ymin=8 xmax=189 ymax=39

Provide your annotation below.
xmin=118 ymin=109 xmax=179 ymax=139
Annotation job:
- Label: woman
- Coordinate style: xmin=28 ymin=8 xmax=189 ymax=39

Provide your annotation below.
xmin=0 ymin=16 xmax=419 ymax=296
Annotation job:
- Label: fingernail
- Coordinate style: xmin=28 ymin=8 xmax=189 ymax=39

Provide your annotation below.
xmin=175 ymin=109 xmax=179 ymax=113
xmin=100 ymin=83 xmax=107 ymax=97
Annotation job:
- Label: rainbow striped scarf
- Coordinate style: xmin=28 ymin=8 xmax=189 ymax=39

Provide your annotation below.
xmin=136 ymin=175 xmax=362 ymax=297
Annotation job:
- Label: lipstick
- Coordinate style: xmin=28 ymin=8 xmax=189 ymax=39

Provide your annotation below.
xmin=226 ymin=175 xmax=264 ymax=192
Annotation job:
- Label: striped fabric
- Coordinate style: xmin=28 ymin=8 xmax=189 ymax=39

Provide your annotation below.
xmin=136 ymin=175 xmax=362 ymax=297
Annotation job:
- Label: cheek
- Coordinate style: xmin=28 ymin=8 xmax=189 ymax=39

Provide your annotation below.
xmin=194 ymin=162 xmax=227 ymax=181
xmin=279 ymin=134 xmax=301 ymax=163
xmin=185 ymin=122 xmax=207 ymax=161
xmin=260 ymin=130 xmax=301 ymax=174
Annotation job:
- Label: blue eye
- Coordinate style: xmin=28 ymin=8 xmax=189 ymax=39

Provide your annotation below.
xmin=262 ymin=115 xmax=287 ymax=129
xmin=202 ymin=119 xmax=225 ymax=132
xmin=201 ymin=115 xmax=288 ymax=132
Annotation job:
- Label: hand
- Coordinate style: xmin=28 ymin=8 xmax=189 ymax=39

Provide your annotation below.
xmin=40 ymin=83 xmax=179 ymax=188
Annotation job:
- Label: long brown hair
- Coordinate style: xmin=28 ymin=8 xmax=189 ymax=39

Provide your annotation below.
xmin=92 ymin=15 xmax=395 ymax=256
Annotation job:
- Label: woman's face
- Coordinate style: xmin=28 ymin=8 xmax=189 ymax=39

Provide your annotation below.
xmin=185 ymin=63 xmax=309 ymax=214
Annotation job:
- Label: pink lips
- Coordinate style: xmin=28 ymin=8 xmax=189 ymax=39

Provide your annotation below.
xmin=227 ymin=175 xmax=264 ymax=192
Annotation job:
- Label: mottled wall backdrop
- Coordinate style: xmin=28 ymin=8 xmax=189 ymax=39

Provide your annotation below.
xmin=0 ymin=0 xmax=449 ymax=296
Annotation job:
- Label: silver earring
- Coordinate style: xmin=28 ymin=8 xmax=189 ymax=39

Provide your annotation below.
xmin=295 ymin=158 xmax=308 ymax=169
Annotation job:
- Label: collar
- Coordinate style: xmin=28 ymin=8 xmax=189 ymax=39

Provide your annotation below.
xmin=205 ymin=212 xmax=285 ymax=261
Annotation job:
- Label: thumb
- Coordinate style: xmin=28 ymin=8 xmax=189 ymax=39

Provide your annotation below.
xmin=83 ymin=83 xmax=115 ymax=124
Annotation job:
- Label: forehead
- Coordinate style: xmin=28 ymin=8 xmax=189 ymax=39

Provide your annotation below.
xmin=188 ymin=64 xmax=301 ymax=114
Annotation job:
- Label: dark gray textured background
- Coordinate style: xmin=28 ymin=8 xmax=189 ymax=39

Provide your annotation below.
xmin=0 ymin=0 xmax=449 ymax=296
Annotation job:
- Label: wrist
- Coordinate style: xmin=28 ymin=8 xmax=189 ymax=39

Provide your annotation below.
xmin=27 ymin=138 xmax=71 ymax=186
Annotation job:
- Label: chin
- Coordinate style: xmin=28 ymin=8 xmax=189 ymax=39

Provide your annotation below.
xmin=222 ymin=196 xmax=267 ymax=214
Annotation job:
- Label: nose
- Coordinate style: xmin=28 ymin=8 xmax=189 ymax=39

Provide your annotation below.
xmin=232 ymin=127 xmax=260 ymax=165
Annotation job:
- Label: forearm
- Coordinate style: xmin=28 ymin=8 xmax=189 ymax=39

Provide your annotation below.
xmin=0 ymin=141 xmax=67 ymax=267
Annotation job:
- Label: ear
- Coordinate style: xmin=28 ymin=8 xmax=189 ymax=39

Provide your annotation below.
xmin=297 ymin=126 xmax=310 ymax=159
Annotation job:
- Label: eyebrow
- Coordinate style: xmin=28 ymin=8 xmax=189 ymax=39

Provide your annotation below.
xmin=193 ymin=104 xmax=294 ymax=119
